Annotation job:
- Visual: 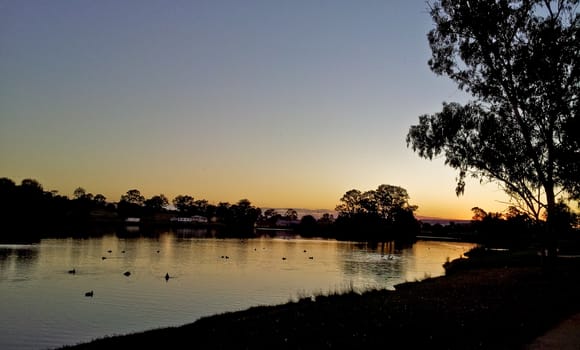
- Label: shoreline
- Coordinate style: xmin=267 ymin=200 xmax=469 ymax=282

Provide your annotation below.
xmin=60 ymin=252 xmax=580 ymax=349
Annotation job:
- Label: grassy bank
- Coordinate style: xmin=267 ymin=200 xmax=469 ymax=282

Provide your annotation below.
xmin=61 ymin=251 xmax=580 ymax=349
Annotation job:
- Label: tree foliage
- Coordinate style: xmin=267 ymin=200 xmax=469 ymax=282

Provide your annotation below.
xmin=336 ymin=184 xmax=418 ymax=222
xmin=335 ymin=184 xmax=419 ymax=240
xmin=406 ymin=1 xmax=580 ymax=233
xmin=470 ymin=205 xmax=538 ymax=247
xmin=218 ymin=199 xmax=262 ymax=232
xmin=144 ymin=194 xmax=169 ymax=211
xmin=173 ymin=195 xmax=195 ymax=214
xmin=120 ymin=189 xmax=145 ymax=206
xmin=0 ymin=177 xmax=262 ymax=235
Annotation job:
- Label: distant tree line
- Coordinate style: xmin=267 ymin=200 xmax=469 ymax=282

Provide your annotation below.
xmin=0 ymin=177 xmax=422 ymax=242
xmin=421 ymin=204 xmax=579 ymax=249
xmin=0 ymin=177 xmax=261 ymax=234
xmin=252 ymin=185 xmax=421 ymax=241
xmin=470 ymin=204 xmax=578 ymax=249
xmin=2 ymin=177 xmax=578 ymax=247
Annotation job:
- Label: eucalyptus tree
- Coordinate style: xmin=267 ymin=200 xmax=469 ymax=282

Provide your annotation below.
xmin=335 ymin=185 xmax=418 ymax=240
xmin=93 ymin=194 xmax=107 ymax=206
xmin=284 ymin=209 xmax=298 ymax=221
xmin=173 ymin=195 xmax=195 ymax=214
xmin=335 ymin=189 xmax=363 ymax=218
xmin=229 ymin=199 xmax=262 ymax=230
xmin=406 ymin=0 xmax=580 ymax=252
xmin=144 ymin=194 xmax=169 ymax=211
xmin=73 ymin=187 xmax=89 ymax=200
xmin=193 ymin=199 xmax=209 ymax=216
xmin=336 ymin=185 xmax=417 ymax=220
xmin=117 ymin=189 xmax=146 ymax=218
xmin=374 ymin=184 xmax=418 ymax=223
xmin=120 ymin=189 xmax=145 ymax=206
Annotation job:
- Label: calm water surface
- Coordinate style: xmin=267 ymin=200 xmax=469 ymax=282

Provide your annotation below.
xmin=0 ymin=231 xmax=475 ymax=350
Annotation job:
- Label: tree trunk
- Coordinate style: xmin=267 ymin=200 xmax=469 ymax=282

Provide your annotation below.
xmin=544 ymin=184 xmax=558 ymax=261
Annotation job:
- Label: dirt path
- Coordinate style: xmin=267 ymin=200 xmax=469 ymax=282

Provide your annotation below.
xmin=526 ymin=312 xmax=580 ymax=350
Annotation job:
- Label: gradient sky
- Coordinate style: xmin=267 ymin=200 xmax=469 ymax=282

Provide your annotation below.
xmin=0 ymin=1 xmax=511 ymax=220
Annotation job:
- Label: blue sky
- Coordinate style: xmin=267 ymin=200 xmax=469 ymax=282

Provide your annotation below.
xmin=0 ymin=1 xmax=509 ymax=219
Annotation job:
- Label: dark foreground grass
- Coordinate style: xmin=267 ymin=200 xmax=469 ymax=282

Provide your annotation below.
xmin=61 ymin=254 xmax=580 ymax=349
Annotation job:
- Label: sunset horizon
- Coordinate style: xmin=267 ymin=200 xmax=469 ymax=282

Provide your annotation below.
xmin=1 ymin=173 xmax=503 ymax=221
xmin=1 ymin=1 xmax=511 ymax=222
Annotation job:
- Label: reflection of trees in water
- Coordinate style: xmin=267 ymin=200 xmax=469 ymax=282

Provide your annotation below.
xmin=173 ymin=228 xmax=215 ymax=240
xmin=340 ymin=241 xmax=407 ymax=286
xmin=0 ymin=246 xmax=40 ymax=279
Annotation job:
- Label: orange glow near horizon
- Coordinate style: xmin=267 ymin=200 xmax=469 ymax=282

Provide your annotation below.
xmin=1 ymin=2 xmax=516 ymax=223
xmin=2 ymin=169 xmax=510 ymax=221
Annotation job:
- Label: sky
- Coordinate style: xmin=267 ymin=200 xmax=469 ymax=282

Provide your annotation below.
xmin=0 ymin=1 xmax=512 ymax=220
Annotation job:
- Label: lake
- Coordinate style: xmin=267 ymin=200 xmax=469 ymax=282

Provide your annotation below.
xmin=0 ymin=230 xmax=475 ymax=350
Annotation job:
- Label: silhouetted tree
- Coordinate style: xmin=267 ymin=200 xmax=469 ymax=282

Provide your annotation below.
xmin=257 ymin=208 xmax=281 ymax=227
xmin=193 ymin=199 xmax=209 ymax=216
xmin=144 ymin=194 xmax=169 ymax=212
xmin=335 ymin=189 xmax=363 ymax=218
xmin=0 ymin=177 xmax=16 ymax=189
xmin=17 ymin=179 xmax=46 ymax=219
xmin=19 ymin=179 xmax=44 ymax=200
xmin=406 ymin=0 xmax=580 ymax=255
xmin=284 ymin=209 xmax=298 ymax=221
xmin=71 ymin=187 xmax=96 ymax=223
xmin=0 ymin=178 xmax=18 ymax=227
xmin=298 ymin=215 xmax=317 ymax=236
xmin=263 ymin=209 xmax=279 ymax=219
xmin=0 ymin=178 xmax=76 ymax=231
xmin=93 ymin=194 xmax=107 ymax=207
xmin=118 ymin=189 xmax=145 ymax=218
xmin=173 ymin=195 xmax=195 ymax=215
xmin=315 ymin=213 xmax=335 ymax=236
xmin=470 ymin=206 xmax=536 ymax=248
xmin=120 ymin=189 xmax=145 ymax=206
xmin=229 ymin=199 xmax=261 ymax=231
xmin=216 ymin=202 xmax=232 ymax=223
xmin=546 ymin=200 xmax=578 ymax=238
xmin=374 ymin=184 xmax=418 ymax=225
xmin=335 ymin=185 xmax=418 ymax=240
xmin=0 ymin=178 xmax=17 ymax=206
xmin=318 ymin=213 xmax=334 ymax=224
xmin=73 ymin=187 xmax=90 ymax=200
xmin=471 ymin=207 xmax=488 ymax=222
xmin=204 ymin=204 xmax=217 ymax=220
xmin=390 ymin=206 xmax=421 ymax=239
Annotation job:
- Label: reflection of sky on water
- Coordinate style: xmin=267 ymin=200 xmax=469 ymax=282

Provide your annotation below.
xmin=0 ymin=245 xmax=40 ymax=283
xmin=0 ymin=233 xmax=475 ymax=350
xmin=402 ymin=240 xmax=472 ymax=282
xmin=340 ymin=241 xmax=402 ymax=289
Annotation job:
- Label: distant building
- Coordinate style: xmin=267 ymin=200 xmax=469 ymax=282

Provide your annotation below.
xmin=170 ymin=217 xmax=193 ymax=223
xmin=191 ymin=215 xmax=208 ymax=223
xmin=170 ymin=216 xmax=208 ymax=224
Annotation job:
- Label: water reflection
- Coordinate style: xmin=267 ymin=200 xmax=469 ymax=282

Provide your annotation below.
xmin=0 ymin=233 xmax=474 ymax=350
xmin=0 ymin=245 xmax=40 ymax=283
xmin=340 ymin=241 xmax=399 ymax=288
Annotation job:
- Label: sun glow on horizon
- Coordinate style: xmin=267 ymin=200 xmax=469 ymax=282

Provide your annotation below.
xmin=0 ymin=2 xmax=512 ymax=222
xmin=2 ymin=169 xmax=510 ymax=221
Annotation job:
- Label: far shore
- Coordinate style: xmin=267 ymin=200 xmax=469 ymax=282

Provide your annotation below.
xmin=60 ymin=249 xmax=580 ymax=349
